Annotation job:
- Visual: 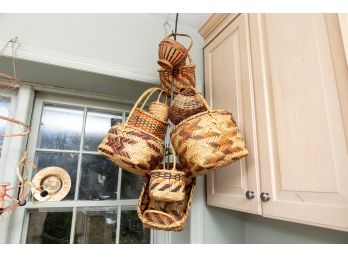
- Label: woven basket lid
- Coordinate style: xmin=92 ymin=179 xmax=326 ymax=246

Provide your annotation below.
xmin=31 ymin=166 xmax=71 ymax=201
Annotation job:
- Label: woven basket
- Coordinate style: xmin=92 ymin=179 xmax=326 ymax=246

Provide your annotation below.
xmin=168 ymin=87 xmax=207 ymax=125
xmin=159 ymin=54 xmax=196 ymax=95
xmin=137 ymin=176 xmax=196 ymax=232
xmin=170 ymin=93 xmax=249 ymax=177
xmin=149 ymin=148 xmax=185 ymax=202
xmin=158 ymin=33 xmax=193 ymax=70
xmin=148 ymin=90 xmax=168 ymax=122
xmin=98 ymin=88 xmax=168 ymax=176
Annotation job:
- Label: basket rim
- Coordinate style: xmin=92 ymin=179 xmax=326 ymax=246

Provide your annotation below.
xmin=159 ymin=38 xmax=188 ymax=54
xmin=109 ymin=123 xmax=165 ymax=142
xmin=170 ymin=109 xmax=232 ymax=134
xmin=129 ymin=107 xmax=168 ymax=126
xmin=150 ymin=169 xmax=185 ymax=175
xmin=158 ymin=64 xmax=196 ymax=73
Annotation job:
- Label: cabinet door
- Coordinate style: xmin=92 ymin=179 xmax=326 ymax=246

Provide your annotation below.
xmin=204 ymin=14 xmax=261 ymax=214
xmin=249 ymin=14 xmax=348 ymax=231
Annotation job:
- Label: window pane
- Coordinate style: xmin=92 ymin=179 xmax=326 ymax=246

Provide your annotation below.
xmin=84 ymin=110 xmax=122 ymax=151
xmin=79 ymin=154 xmax=118 ymax=200
xmin=121 ymin=171 xmax=145 ymax=199
xmin=38 ymin=105 xmax=84 ymax=150
xmin=120 ymin=208 xmax=150 ymax=244
xmin=74 ymin=208 xmax=117 ymax=244
xmin=26 ymin=209 xmax=72 ymax=244
xmin=0 ymin=97 xmax=11 ymax=147
xmin=34 ymin=152 xmax=79 ymax=200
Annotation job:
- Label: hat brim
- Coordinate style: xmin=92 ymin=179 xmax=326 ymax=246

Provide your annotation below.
xmin=31 ymin=166 xmax=71 ymax=201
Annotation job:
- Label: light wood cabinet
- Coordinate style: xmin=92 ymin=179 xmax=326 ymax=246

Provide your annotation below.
xmin=204 ymin=14 xmax=261 ymax=215
xmin=200 ymin=13 xmax=348 ymax=231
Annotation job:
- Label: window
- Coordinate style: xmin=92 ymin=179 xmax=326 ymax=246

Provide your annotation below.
xmin=21 ymin=93 xmax=151 ymax=244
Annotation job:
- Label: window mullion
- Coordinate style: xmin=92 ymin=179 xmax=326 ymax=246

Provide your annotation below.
xmin=116 ymin=205 xmax=121 ymax=244
xmin=74 ymin=107 xmax=88 ymax=201
xmin=69 ymin=206 xmax=77 ymax=244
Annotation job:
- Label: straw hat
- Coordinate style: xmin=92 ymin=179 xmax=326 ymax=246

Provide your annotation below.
xmin=31 ymin=167 xmax=71 ymax=201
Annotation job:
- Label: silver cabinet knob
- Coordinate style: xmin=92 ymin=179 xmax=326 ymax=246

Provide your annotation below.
xmin=245 ymin=191 xmax=255 ymax=200
xmin=260 ymin=192 xmax=271 ymax=202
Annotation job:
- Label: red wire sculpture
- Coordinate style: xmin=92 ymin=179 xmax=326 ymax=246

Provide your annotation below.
xmin=0 ymin=37 xmax=31 ymax=137
xmin=0 ymin=152 xmax=47 ymax=217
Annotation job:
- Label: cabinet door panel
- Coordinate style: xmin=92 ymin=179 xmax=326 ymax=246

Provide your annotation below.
xmin=205 ymin=14 xmax=261 ymax=214
xmin=250 ymin=13 xmax=348 ymax=231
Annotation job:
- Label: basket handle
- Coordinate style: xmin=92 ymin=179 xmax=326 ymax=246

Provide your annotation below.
xmin=156 ymin=90 xmax=168 ymax=105
xmin=163 ymin=144 xmax=177 ymax=170
xmin=143 ymin=210 xmax=176 ymax=223
xmin=167 ymin=33 xmax=193 ymax=53
xmin=126 ymin=87 xmax=164 ymax=123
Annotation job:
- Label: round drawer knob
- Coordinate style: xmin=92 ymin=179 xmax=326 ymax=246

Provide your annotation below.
xmin=260 ymin=192 xmax=271 ymax=202
xmin=245 ymin=191 xmax=255 ymax=200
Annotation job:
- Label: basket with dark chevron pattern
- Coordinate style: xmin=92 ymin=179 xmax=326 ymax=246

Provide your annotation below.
xmin=171 ymin=92 xmax=249 ymax=177
xmin=159 ymin=54 xmax=196 ymax=95
xmin=98 ymin=88 xmax=168 ymax=176
xmin=137 ymin=176 xmax=196 ymax=231
xmin=149 ymin=148 xmax=185 ymax=202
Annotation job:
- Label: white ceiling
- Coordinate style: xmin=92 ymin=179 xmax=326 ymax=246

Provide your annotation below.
xmin=147 ymin=13 xmax=211 ymax=31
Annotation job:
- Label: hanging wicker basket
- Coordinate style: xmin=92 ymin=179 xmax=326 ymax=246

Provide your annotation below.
xmin=170 ymin=93 xmax=249 ymax=177
xmin=148 ymin=90 xmax=169 ymax=122
xmin=98 ymin=88 xmax=168 ymax=176
xmin=149 ymin=147 xmax=186 ymax=202
xmin=168 ymin=87 xmax=207 ymax=125
xmin=159 ymin=54 xmax=196 ymax=95
xmin=158 ymin=33 xmax=193 ymax=70
xmin=137 ymin=176 xmax=196 ymax=231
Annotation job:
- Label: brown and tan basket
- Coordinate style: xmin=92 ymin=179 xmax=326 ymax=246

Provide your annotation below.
xmin=137 ymin=176 xmax=196 ymax=231
xmin=170 ymin=93 xmax=249 ymax=177
xmin=168 ymin=87 xmax=207 ymax=125
xmin=148 ymin=90 xmax=168 ymax=122
xmin=159 ymin=54 xmax=196 ymax=95
xmin=98 ymin=88 xmax=168 ymax=176
xmin=158 ymin=33 xmax=193 ymax=70
xmin=149 ymin=148 xmax=185 ymax=202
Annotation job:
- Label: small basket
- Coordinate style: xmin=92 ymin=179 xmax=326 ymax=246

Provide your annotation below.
xmin=168 ymin=87 xmax=207 ymax=125
xmin=148 ymin=90 xmax=168 ymax=122
xmin=158 ymin=33 xmax=193 ymax=70
xmin=137 ymin=176 xmax=196 ymax=232
xmin=149 ymin=148 xmax=185 ymax=202
xmin=159 ymin=54 xmax=196 ymax=95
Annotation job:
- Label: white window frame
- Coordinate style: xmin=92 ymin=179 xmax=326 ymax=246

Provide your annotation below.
xmin=10 ymin=91 xmax=158 ymax=244
xmin=0 ymin=88 xmax=18 ymax=172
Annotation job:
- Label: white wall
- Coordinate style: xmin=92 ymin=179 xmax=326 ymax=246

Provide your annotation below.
xmin=0 ymin=14 xmax=204 ymax=88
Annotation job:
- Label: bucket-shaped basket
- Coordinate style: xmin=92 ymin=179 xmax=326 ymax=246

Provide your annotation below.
xmin=159 ymin=54 xmax=196 ymax=95
xmin=98 ymin=88 xmax=168 ymax=176
xmin=170 ymin=92 xmax=249 ymax=177
xmin=149 ymin=147 xmax=185 ymax=202
xmin=158 ymin=33 xmax=193 ymax=70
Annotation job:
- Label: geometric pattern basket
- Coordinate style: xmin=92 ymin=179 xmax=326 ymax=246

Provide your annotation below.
xmin=137 ymin=176 xmax=196 ymax=232
xmin=171 ymin=92 xmax=248 ymax=177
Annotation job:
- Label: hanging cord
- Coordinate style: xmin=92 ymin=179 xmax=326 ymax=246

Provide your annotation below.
xmin=163 ymin=14 xmax=172 ymax=37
